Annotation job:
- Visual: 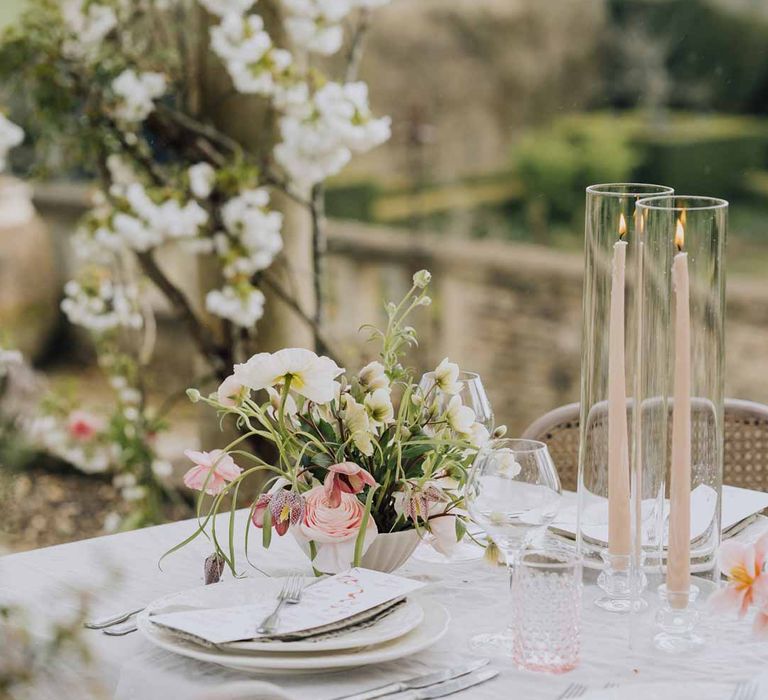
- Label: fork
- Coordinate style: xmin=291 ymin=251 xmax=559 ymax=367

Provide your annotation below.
xmin=557 ymin=683 xmax=587 ymax=699
xmin=256 ymin=575 xmax=303 ymax=635
xmin=731 ymin=681 xmax=758 ymax=700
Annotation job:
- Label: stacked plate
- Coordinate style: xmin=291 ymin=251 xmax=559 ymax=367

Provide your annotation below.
xmin=137 ymin=577 xmax=450 ymax=674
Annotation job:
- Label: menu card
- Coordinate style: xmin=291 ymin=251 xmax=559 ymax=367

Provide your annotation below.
xmin=149 ymin=568 xmax=425 ymax=645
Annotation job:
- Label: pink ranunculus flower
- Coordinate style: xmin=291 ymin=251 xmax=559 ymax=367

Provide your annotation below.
xmin=323 ymin=461 xmax=377 ymax=508
xmin=67 ymin=410 xmax=102 ymax=442
xmin=709 ymin=533 xmax=768 ymax=618
xmin=183 ymin=449 xmax=242 ymax=495
xmin=217 ymin=374 xmax=247 ymax=407
xmin=294 ymin=485 xmax=378 ymax=574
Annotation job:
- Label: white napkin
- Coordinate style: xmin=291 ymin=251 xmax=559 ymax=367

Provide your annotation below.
xmin=149 ymin=568 xmax=425 ymax=645
xmin=578 ymin=681 xmax=732 ymax=700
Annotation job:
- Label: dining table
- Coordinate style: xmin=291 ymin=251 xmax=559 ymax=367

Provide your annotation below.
xmin=3 ymin=509 xmax=768 ymax=700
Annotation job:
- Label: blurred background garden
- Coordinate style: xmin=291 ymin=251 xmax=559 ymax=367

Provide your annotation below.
xmin=2 ymin=0 xmax=768 ymax=553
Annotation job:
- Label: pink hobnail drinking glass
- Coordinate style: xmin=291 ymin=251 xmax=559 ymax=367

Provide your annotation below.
xmin=511 ymin=544 xmax=582 ymax=673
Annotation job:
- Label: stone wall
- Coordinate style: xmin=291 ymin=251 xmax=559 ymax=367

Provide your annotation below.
xmin=26 ymin=187 xmax=768 ymax=436
xmin=325 ymin=222 xmax=768 ymax=435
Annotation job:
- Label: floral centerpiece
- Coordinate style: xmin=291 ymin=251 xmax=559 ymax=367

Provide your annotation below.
xmin=172 ymin=271 xmax=492 ymax=574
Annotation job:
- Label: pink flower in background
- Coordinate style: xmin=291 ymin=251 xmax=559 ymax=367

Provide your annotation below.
xmin=294 ymin=485 xmax=377 ymax=573
xmin=323 ymin=461 xmax=377 ymax=507
xmin=252 ymin=489 xmax=305 ymax=536
xmin=183 ymin=449 xmax=242 ymax=495
xmin=709 ymin=534 xmax=768 ymax=618
xmin=67 ymin=410 xmax=102 ymax=442
xmin=217 ymin=374 xmax=247 ymax=407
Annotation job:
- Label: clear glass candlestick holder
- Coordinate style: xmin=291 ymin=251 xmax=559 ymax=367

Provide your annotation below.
xmin=511 ymin=544 xmax=583 ymax=673
xmin=578 ymin=183 xmax=674 ymax=613
xmin=654 ymin=584 xmax=703 ymax=654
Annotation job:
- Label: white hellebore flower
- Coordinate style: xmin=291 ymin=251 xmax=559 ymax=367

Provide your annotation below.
xmin=188 ymin=162 xmax=216 ymax=199
xmin=0 ymin=115 xmax=24 ymax=172
xmin=342 ymin=395 xmax=374 ymax=456
xmin=364 ymin=388 xmax=394 ymax=428
xmin=358 ymin=360 xmax=389 ymax=392
xmin=233 ymin=348 xmax=344 ymax=404
xmin=112 ymin=69 xmax=166 ymax=123
xmin=496 ymin=448 xmax=522 ymax=478
xmin=433 ymin=357 xmax=462 ymax=395
xmin=468 ymin=422 xmax=491 ymax=448
xmin=445 ymin=395 xmax=476 ymax=435
xmin=198 ymin=0 xmax=256 ymax=17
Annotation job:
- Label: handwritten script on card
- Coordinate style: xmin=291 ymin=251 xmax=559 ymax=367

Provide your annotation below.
xmin=149 ymin=568 xmax=425 ymax=645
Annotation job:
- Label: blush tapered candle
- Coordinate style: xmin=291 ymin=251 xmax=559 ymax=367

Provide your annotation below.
xmin=667 ymin=217 xmax=691 ymax=608
xmin=608 ymin=214 xmax=631 ymax=561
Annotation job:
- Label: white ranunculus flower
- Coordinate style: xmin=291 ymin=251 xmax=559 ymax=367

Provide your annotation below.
xmin=445 ymin=395 xmax=476 ymax=435
xmin=433 ymin=357 xmax=462 ymax=394
xmin=0 ymin=115 xmax=24 ymax=172
xmin=198 ymin=0 xmax=256 ymax=17
xmin=233 ymin=348 xmax=344 ymax=404
xmin=112 ymin=69 xmax=167 ymax=123
xmin=358 ymin=360 xmax=389 ymax=392
xmin=364 ymin=388 xmax=394 ymax=428
xmin=188 ymin=162 xmax=216 ymax=199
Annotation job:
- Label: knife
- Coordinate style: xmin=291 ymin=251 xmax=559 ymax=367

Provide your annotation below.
xmin=335 ymin=658 xmax=490 ymax=700
xmin=396 ymin=668 xmax=499 ymax=700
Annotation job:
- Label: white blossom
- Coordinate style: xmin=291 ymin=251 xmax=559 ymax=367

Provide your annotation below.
xmin=275 ymin=81 xmax=390 ymax=186
xmin=205 ymin=284 xmax=266 ymax=327
xmin=433 ymin=357 xmax=462 ymax=395
xmin=112 ymin=69 xmax=166 ymax=123
xmin=445 ymin=395 xmax=476 ymax=435
xmin=210 ymin=13 xmax=271 ymax=65
xmin=282 ymin=0 xmax=353 ymax=55
xmin=358 ymin=360 xmax=389 ymax=392
xmin=198 ymin=0 xmax=255 ymax=17
xmin=152 ymin=459 xmax=174 ymax=478
xmin=0 ymin=115 xmax=24 ymax=172
xmin=0 ymin=348 xmax=22 ymax=378
xmin=188 ymin=162 xmax=216 ymax=199
xmin=61 ymin=278 xmax=144 ymax=333
xmin=61 ymin=1 xmax=117 ymax=56
xmin=218 ymin=188 xmax=283 ymax=276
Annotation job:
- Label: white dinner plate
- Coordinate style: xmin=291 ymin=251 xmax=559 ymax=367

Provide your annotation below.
xmin=139 ymin=577 xmax=424 ymax=653
xmin=137 ymin=597 xmax=449 ymax=674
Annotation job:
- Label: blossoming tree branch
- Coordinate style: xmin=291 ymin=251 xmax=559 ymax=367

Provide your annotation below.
xmin=0 ymin=0 xmax=391 ymax=528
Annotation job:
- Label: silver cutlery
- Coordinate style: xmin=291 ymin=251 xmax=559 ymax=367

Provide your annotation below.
xmin=336 ymin=658 xmax=490 ymax=700
xmin=731 ymin=681 xmax=758 ymax=700
xmin=256 ymin=574 xmax=303 ymax=635
xmin=103 ymin=620 xmax=139 ymax=636
xmin=391 ymin=668 xmax=498 ymax=700
xmin=558 ymin=683 xmax=587 ymax=699
xmin=84 ymin=607 xmax=145 ymax=630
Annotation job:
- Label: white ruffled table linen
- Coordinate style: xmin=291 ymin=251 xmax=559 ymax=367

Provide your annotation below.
xmin=3 ymin=512 xmax=768 ymax=700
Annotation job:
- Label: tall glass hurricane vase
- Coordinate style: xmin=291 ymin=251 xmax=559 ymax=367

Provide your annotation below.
xmin=578 ymin=183 xmax=674 ymax=613
xmin=635 ymin=196 xmax=727 ymax=654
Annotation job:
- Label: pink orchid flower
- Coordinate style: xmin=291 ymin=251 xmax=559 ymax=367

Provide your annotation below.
xmin=709 ymin=533 xmax=768 ymax=618
xmin=323 ymin=462 xmax=377 ymax=508
xmin=183 ymin=449 xmax=242 ymax=495
xmin=252 ymin=490 xmax=305 ymax=536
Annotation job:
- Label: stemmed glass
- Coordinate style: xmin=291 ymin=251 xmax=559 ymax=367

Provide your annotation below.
xmin=464 ymin=438 xmax=562 ymax=655
xmin=413 ymin=370 xmax=494 ymax=563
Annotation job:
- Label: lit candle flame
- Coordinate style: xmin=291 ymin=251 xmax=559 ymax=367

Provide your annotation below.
xmin=675 ymin=216 xmax=685 ymax=251
xmin=619 ymin=212 xmax=627 ymax=239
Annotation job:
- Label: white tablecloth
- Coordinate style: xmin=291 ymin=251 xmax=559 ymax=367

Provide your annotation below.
xmin=3 ymin=512 xmax=768 ymax=700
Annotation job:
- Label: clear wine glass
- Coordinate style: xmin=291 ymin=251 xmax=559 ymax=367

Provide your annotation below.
xmin=413 ymin=370 xmax=494 ymax=564
xmin=464 ymin=438 xmax=562 ymax=655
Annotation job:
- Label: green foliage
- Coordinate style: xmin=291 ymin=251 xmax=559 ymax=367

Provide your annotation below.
xmin=325 ymin=181 xmax=380 ymax=221
xmin=513 ymin=114 xmax=640 ymax=220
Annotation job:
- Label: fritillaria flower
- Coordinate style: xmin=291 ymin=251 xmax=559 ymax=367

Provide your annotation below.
xmin=252 ymin=489 xmax=305 ymax=536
